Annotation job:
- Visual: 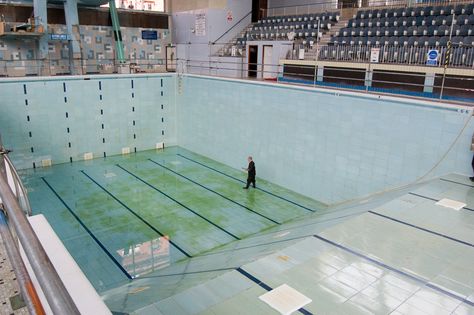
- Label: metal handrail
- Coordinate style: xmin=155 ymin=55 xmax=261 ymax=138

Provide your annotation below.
xmin=3 ymin=153 xmax=32 ymax=216
xmin=0 ymin=137 xmax=80 ymax=315
xmin=211 ymin=10 xmax=252 ymax=44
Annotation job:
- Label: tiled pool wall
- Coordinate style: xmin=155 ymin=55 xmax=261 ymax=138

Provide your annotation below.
xmin=0 ymin=74 xmax=176 ymax=170
xmin=177 ymin=75 xmax=474 ymax=204
xmin=1 ymin=73 xmax=473 ymax=204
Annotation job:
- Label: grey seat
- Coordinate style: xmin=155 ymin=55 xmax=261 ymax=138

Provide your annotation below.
xmin=427 ymin=36 xmax=438 ymax=47
xmin=426 ymin=26 xmax=436 ymax=36
xmin=441 ymin=5 xmax=453 ymax=15
xmin=463 ymin=3 xmax=474 ymax=15
xmin=458 ymin=24 xmax=472 ymax=36
xmin=437 ymin=25 xmax=449 ymax=36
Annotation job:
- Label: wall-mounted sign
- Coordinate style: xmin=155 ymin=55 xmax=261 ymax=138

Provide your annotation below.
xmin=142 ymin=30 xmax=158 ymax=40
xmin=426 ymin=49 xmax=439 ymax=66
xmin=195 ymin=13 xmax=206 ymax=36
xmin=50 ymin=34 xmax=71 ymax=41
xmin=370 ymin=47 xmax=380 ymax=63
xmin=227 ymin=11 xmax=233 ymax=22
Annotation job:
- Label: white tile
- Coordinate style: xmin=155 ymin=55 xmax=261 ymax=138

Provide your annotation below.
xmin=435 ymin=198 xmax=466 ymax=211
xmin=259 ymin=284 xmax=311 ymax=315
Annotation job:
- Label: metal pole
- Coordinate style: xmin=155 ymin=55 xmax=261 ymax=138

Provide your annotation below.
xmin=0 ymin=210 xmax=45 ymax=315
xmin=0 ymin=147 xmax=80 ymax=315
xmin=440 ymin=13 xmax=455 ymax=100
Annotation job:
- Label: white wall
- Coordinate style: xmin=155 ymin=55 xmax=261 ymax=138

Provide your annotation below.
xmin=178 ymin=75 xmax=474 ymax=205
xmin=172 ymin=0 xmax=252 ymax=61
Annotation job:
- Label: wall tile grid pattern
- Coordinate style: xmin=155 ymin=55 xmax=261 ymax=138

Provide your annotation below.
xmin=177 ymin=76 xmax=474 ymax=204
xmin=0 ymin=25 xmax=170 ymax=76
xmin=0 ymin=74 xmax=176 ymax=170
xmin=1 ymin=74 xmax=473 ymax=204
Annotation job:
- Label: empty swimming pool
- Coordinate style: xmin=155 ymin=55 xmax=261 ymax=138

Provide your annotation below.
xmin=20 ymin=147 xmax=326 ymax=292
xmin=2 ymin=73 xmax=474 ymax=314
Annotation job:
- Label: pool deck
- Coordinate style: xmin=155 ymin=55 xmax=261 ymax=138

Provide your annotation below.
xmin=132 ymin=173 xmax=474 ymax=315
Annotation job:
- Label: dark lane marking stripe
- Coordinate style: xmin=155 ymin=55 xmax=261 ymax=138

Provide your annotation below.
xmin=41 ymin=177 xmax=133 ymax=280
xmin=116 ymin=164 xmax=241 ymax=240
xmin=236 ymin=268 xmax=313 ymax=315
xmin=80 ymin=170 xmax=192 ymax=258
xmin=148 ymin=159 xmax=281 ymax=225
xmin=177 ymin=154 xmax=316 ymax=213
xmin=440 ymin=178 xmax=474 ymax=188
xmin=313 ymin=235 xmax=474 ymax=307
xmin=368 ymin=211 xmax=473 ymax=247
xmin=408 ymin=192 xmax=474 ymax=212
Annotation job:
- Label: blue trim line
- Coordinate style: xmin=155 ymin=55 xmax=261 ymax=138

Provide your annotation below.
xmin=177 ymin=154 xmax=316 ymax=213
xmin=236 ymin=268 xmax=313 ymax=315
xmin=148 ymin=159 xmax=281 ymax=225
xmin=80 ymin=170 xmax=192 ymax=258
xmin=313 ymin=235 xmax=474 ymax=307
xmin=369 ymin=211 xmax=473 ymax=247
xmin=41 ymin=177 xmax=133 ymax=280
xmin=409 ymin=192 xmax=474 ymax=212
xmin=116 ymin=164 xmax=241 ymax=240
xmin=440 ymin=178 xmax=474 ymax=188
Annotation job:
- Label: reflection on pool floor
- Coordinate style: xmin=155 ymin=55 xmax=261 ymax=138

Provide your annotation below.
xmin=20 ymin=146 xmax=326 ymax=292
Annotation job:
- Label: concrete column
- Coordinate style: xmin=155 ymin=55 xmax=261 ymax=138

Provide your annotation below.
xmin=316 ymin=66 xmax=324 ymax=82
xmin=64 ymin=0 xmax=81 ymax=74
xmin=365 ymin=69 xmax=373 ymax=87
xmin=33 ymin=0 xmax=49 ymax=62
xmin=424 ymin=72 xmax=435 ymax=93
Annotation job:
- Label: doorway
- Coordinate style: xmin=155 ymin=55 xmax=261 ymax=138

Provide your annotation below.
xmin=166 ymin=45 xmax=176 ymax=72
xmin=248 ymin=45 xmax=258 ymax=78
xmin=252 ymin=0 xmax=268 ymax=23
xmin=262 ymin=45 xmax=273 ymax=79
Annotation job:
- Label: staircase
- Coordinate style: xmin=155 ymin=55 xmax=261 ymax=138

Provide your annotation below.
xmin=304 ymin=16 xmax=349 ymax=59
xmin=215 ymin=23 xmax=254 ymax=57
xmin=319 ymin=16 xmax=349 ymax=45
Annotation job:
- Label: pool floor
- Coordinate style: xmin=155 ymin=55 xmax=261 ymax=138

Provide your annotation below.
xmin=20 ymin=147 xmax=326 ymax=293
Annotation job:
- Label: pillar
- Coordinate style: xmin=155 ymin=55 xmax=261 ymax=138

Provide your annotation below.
xmin=365 ymin=69 xmax=373 ymax=87
xmin=424 ymin=72 xmax=435 ymax=93
xmin=33 ymin=0 xmax=48 ymax=62
xmin=316 ymin=66 xmax=324 ymax=82
xmin=64 ymin=0 xmax=81 ymax=74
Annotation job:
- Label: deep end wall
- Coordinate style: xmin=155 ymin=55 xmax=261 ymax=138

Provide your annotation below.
xmin=177 ymin=75 xmax=474 ymax=204
xmin=0 ymin=74 xmax=176 ymax=170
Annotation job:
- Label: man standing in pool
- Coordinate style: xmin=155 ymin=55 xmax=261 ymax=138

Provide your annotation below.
xmin=243 ymin=156 xmax=256 ymax=189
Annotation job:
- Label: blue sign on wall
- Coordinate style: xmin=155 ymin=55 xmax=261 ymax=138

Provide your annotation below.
xmin=426 ymin=49 xmax=439 ymax=66
xmin=50 ymin=34 xmax=71 ymax=41
xmin=141 ymin=30 xmax=158 ymax=40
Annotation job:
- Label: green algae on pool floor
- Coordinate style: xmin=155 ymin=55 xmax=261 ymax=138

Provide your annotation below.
xmin=19 ymin=146 xmax=326 ymax=293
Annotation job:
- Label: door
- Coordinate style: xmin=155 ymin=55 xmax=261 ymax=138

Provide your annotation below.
xmin=166 ymin=45 xmax=177 ymax=72
xmin=252 ymin=0 xmax=268 ymax=23
xmin=248 ymin=45 xmax=258 ymax=78
xmin=262 ymin=45 xmax=273 ymax=79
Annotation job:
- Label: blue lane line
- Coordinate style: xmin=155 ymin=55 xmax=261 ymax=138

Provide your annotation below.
xmin=177 ymin=154 xmax=316 ymax=213
xmin=41 ymin=177 xmax=133 ymax=280
xmin=313 ymin=234 xmax=474 ymax=307
xmin=80 ymin=170 xmax=192 ymax=258
xmin=368 ymin=211 xmax=473 ymax=248
xmin=440 ymin=178 xmax=474 ymax=188
xmin=409 ymin=192 xmax=474 ymax=212
xmin=116 ymin=164 xmax=241 ymax=241
xmin=236 ymin=268 xmax=313 ymax=315
xmin=148 ymin=159 xmax=281 ymax=225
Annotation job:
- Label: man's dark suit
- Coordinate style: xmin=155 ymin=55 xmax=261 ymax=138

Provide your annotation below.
xmin=245 ymin=161 xmax=256 ymax=188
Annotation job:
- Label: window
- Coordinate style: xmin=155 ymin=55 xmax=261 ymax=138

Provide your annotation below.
xmin=103 ymin=0 xmax=164 ymax=12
